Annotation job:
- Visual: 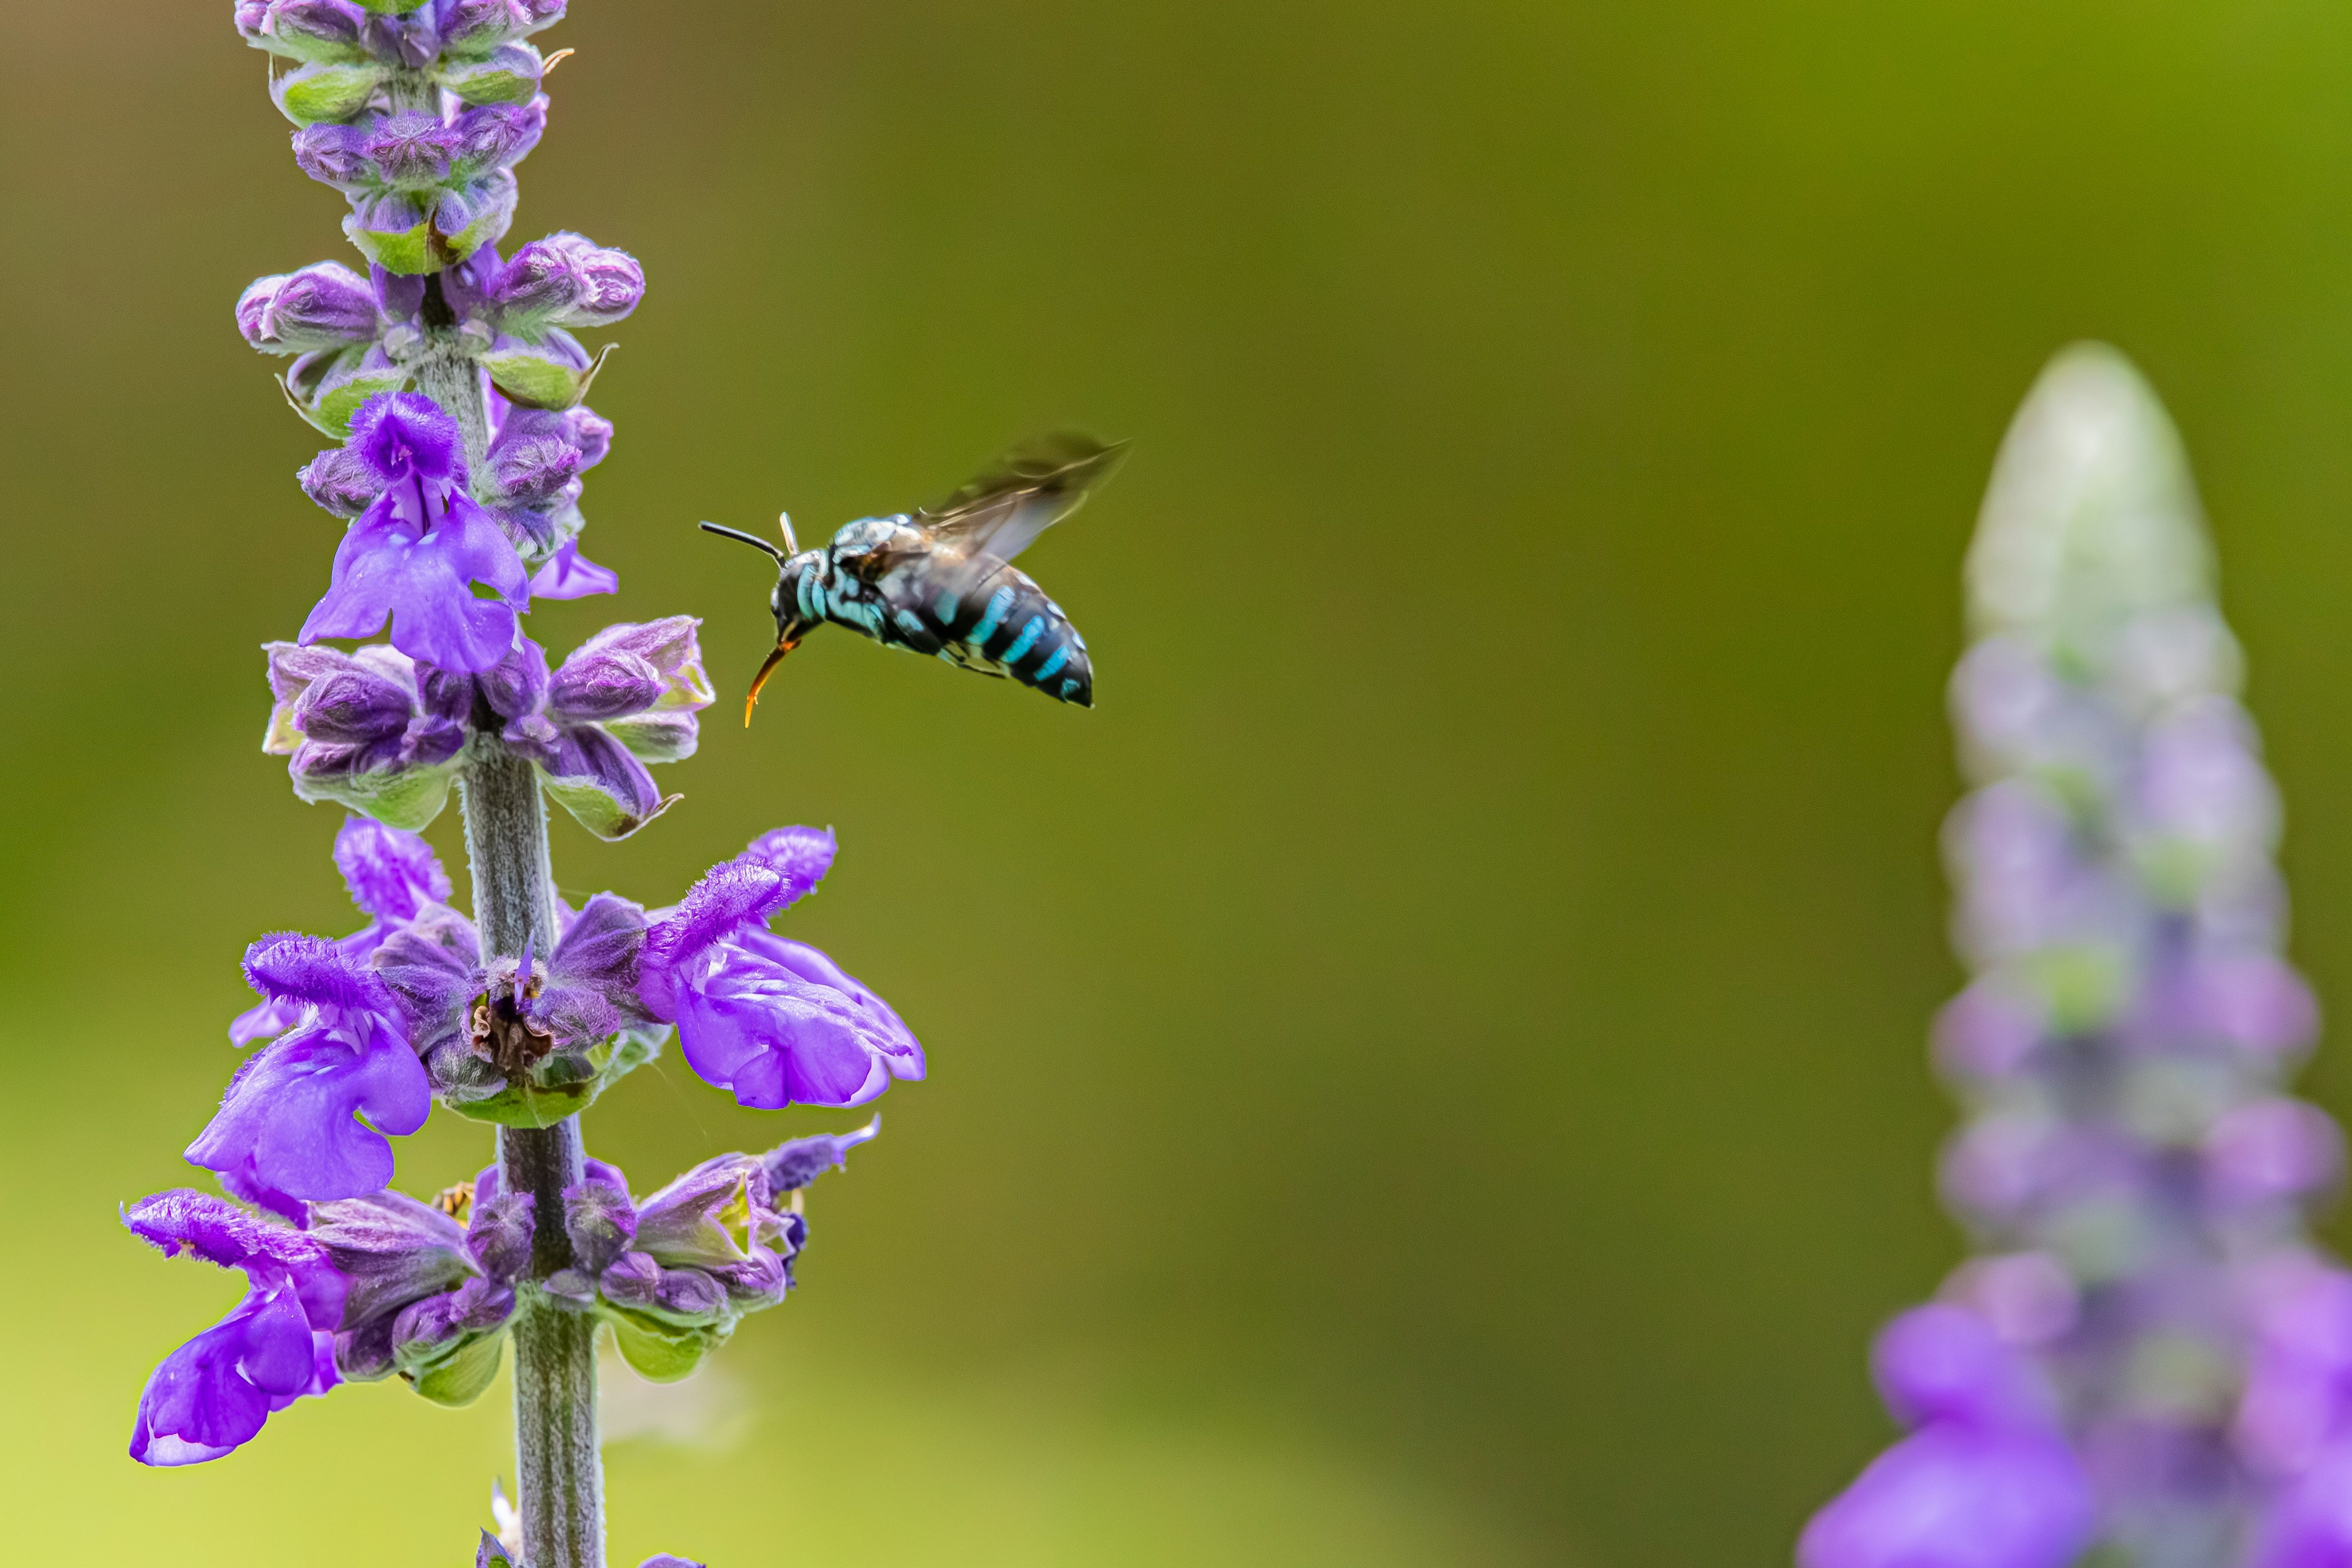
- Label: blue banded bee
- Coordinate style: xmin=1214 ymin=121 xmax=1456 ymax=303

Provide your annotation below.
xmin=701 ymin=434 xmax=1124 ymax=723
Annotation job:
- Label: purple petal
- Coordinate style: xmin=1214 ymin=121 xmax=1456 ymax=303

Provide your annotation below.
xmin=243 ymin=931 xmax=397 ymax=1016
xmin=1797 ymin=1426 xmax=2094 ymax=1568
xmin=637 ymin=862 xmax=790 ymax=1017
xmin=762 ymin=1118 xmax=880 ymax=1193
xmin=350 ymin=392 xmax=464 ymax=486
xmin=334 ymin=815 xmax=451 ymax=924
xmin=129 ymin=1286 xmax=332 ymax=1467
xmin=186 ymin=1012 xmax=431 ymax=1203
xmin=739 ymin=826 xmax=836 ymax=907
xmin=302 ymin=491 xmax=527 ymax=674
xmin=527 ymin=540 xmax=619 ymax=600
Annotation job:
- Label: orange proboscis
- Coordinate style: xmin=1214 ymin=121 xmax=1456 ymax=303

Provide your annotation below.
xmin=743 ymin=639 xmax=799 ymax=726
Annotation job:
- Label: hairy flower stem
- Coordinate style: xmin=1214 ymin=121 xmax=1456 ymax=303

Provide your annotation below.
xmin=460 ymin=541 xmax=605 ymax=1559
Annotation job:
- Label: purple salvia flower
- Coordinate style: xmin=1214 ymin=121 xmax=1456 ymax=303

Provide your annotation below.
xmin=186 ymin=933 xmax=431 ymax=1209
xmin=372 ymin=888 xmax=660 ymax=1116
xmin=640 ymin=840 xmax=922 ymax=1109
xmin=561 ymin=1127 xmax=865 ymax=1380
xmin=300 ymin=393 xmax=530 ymax=673
xmin=1804 ymin=345 xmax=2350 ymax=1561
xmin=123 ymin=1189 xmax=345 ymax=1466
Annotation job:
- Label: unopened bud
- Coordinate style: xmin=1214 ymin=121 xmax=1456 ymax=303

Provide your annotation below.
xmin=270 ymin=59 xmax=390 ymax=127
xmin=236 ymin=0 xmax=371 ymax=64
xmin=442 ymin=42 xmax=543 ymax=106
xmin=236 ymin=263 xmax=380 ymax=355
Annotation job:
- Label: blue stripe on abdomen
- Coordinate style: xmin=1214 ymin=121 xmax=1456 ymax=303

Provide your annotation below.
xmin=1001 ymin=616 xmax=1046 ymax=665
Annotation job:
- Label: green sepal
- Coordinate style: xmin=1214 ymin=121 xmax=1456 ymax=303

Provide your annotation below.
xmin=283 ymin=346 xmax=410 ymax=439
xmin=601 ymin=1307 xmax=729 ymax=1384
xmin=290 ymin=760 xmax=459 ymax=834
xmin=271 ymin=61 xmax=389 ymax=126
xmin=343 ymin=209 xmax=437 ymax=276
xmin=440 ymin=1026 xmax=670 ymax=1128
xmin=481 ymin=334 xmax=611 ymax=411
xmin=442 ymin=42 xmax=543 ymax=105
xmin=540 ymin=768 xmax=678 ymax=843
xmin=409 ymin=1331 xmax=507 ymax=1408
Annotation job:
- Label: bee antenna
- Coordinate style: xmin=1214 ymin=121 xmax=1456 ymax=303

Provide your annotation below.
xmin=699 ymin=521 xmax=790 ymax=563
xmin=778 ymin=511 xmax=800 ymax=554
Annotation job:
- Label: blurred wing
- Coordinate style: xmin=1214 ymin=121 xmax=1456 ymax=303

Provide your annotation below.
xmin=918 ymin=433 xmax=1127 ymax=564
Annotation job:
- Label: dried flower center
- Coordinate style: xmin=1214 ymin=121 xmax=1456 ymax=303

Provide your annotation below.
xmin=470 ymin=981 xmax=556 ymax=1078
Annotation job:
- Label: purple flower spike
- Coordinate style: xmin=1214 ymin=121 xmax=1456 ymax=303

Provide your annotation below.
xmin=639 ymin=1556 xmax=707 ymax=1567
xmin=187 ymin=934 xmax=431 ymax=1204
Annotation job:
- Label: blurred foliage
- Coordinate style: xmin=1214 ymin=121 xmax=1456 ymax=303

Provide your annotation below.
xmin=10 ymin=1 xmax=2352 ymax=1563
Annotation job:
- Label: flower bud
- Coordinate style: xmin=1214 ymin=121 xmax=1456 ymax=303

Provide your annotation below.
xmin=265 ymin=643 xmax=469 ymax=831
xmin=284 ymin=344 xmax=410 ymax=439
xmin=342 ymin=189 xmax=432 ymax=273
xmin=483 ymin=409 xmax=585 ymax=506
xmin=236 ymin=0 xmax=372 ymax=64
xmin=585 ymin=619 xmax=712 ymax=762
xmin=480 ymin=329 xmax=606 ymax=410
xmin=358 ymin=7 xmax=440 ymax=67
xmin=271 ymin=60 xmax=390 ymax=127
xmin=290 ymin=122 xmax=372 ymax=190
xmin=237 ymin=263 xmax=380 ymax=355
xmin=486 ymin=233 xmax=646 ymax=339
xmin=299 ymin=446 xmax=389 ymax=518
xmin=565 ymin=406 xmax=614 ymax=469
xmin=361 ymin=111 xmax=462 ymax=188
xmin=450 ymin=99 xmax=546 ymax=180
xmin=442 ymin=42 xmax=543 ymax=106
xmin=433 ymin=170 xmax=521 ymax=265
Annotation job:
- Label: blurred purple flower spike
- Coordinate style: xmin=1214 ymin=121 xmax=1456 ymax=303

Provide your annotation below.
xmin=1803 ymin=345 xmax=2352 ymax=1562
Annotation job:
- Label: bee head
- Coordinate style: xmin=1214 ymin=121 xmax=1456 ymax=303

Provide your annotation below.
xmin=772 ymin=549 xmax=827 ymax=646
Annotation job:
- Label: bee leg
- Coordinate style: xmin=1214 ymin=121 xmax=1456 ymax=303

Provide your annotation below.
xmin=743 ymin=638 xmax=799 ymax=727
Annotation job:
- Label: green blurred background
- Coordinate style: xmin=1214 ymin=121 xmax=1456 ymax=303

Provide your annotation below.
xmin=11 ymin=1 xmax=2352 ymax=1563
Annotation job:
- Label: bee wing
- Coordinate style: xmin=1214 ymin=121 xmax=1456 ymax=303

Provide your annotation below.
xmin=917 ymin=432 xmax=1126 ymax=565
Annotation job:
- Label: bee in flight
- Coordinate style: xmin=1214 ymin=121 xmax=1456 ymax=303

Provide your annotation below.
xmin=700 ymin=433 xmax=1125 ymax=725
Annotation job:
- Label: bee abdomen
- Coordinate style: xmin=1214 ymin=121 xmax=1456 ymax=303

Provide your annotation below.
xmin=940 ymin=576 xmax=1093 ymax=707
